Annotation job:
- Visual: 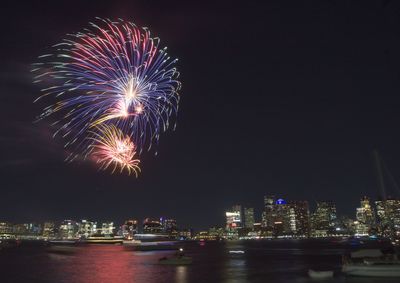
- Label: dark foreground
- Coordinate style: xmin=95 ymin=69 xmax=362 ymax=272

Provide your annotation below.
xmin=0 ymin=239 xmax=398 ymax=283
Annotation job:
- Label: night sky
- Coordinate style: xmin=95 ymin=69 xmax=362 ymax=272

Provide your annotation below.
xmin=1 ymin=0 xmax=400 ymax=229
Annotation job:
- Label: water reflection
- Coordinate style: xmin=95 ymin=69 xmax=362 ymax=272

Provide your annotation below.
xmin=223 ymin=242 xmax=247 ymax=283
xmin=48 ymin=245 xmax=177 ymax=283
xmin=1 ymin=241 xmax=400 ymax=283
xmin=175 ymin=266 xmax=188 ymax=283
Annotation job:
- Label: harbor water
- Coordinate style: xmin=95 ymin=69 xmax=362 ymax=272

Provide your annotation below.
xmin=0 ymin=239 xmax=398 ymax=283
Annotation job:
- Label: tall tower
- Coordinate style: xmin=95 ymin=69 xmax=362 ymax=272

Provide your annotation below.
xmin=288 ymin=201 xmax=310 ymax=237
xmin=244 ymin=207 xmax=255 ymax=229
xmin=262 ymin=195 xmax=275 ymax=228
xmin=225 ymin=205 xmax=242 ymax=230
xmin=355 ymin=197 xmax=375 ymax=236
xmin=312 ymin=201 xmax=337 ymax=231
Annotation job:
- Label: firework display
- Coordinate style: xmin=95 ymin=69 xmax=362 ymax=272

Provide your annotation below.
xmin=33 ymin=18 xmax=181 ymax=175
xmin=89 ymin=124 xmax=141 ymax=176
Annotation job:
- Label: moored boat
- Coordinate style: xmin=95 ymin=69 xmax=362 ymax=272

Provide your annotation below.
xmin=342 ymin=263 xmax=400 ymax=277
xmin=124 ymin=233 xmax=180 ymax=251
xmin=82 ymin=234 xmax=123 ymax=245
xmin=342 ymin=248 xmax=400 ymax=277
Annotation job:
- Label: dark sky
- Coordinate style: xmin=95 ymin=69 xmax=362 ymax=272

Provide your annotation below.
xmin=1 ymin=0 xmax=400 ymax=229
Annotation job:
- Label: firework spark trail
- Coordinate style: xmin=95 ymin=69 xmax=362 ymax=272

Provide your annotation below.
xmin=33 ymin=18 xmax=181 ymax=156
xmin=88 ymin=124 xmax=141 ymax=176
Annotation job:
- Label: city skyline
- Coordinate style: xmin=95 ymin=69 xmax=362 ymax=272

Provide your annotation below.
xmin=1 ymin=193 xmax=398 ymax=230
xmin=2 ymin=194 xmax=399 ymax=243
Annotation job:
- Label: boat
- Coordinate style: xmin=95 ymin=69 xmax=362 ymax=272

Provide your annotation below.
xmin=82 ymin=234 xmax=123 ymax=245
xmin=342 ymin=249 xmax=400 ymax=277
xmin=308 ymin=269 xmax=334 ymax=279
xmin=343 ymin=263 xmax=400 ymax=277
xmin=124 ymin=233 xmax=180 ymax=251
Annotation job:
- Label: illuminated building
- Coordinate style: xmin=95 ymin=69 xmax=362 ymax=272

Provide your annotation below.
xmin=355 ymin=197 xmax=375 ymax=236
xmin=225 ymin=205 xmax=242 ymax=239
xmin=375 ymin=198 xmax=400 ymax=239
xmin=262 ymin=195 xmax=275 ymax=229
xmin=143 ymin=218 xmax=163 ymax=234
xmin=226 ymin=205 xmax=242 ymax=229
xmin=13 ymin=223 xmax=42 ymax=236
xmin=78 ymin=220 xmax=97 ymax=238
xmin=244 ymin=207 xmax=255 ymax=229
xmin=178 ymin=228 xmax=193 ymax=239
xmin=273 ymin=198 xmax=291 ymax=237
xmin=161 ymin=218 xmax=177 ymax=236
xmin=253 ymin=222 xmax=262 ymax=232
xmin=0 ymin=222 xmax=13 ymax=235
xmin=100 ymin=222 xmax=115 ymax=235
xmin=42 ymin=222 xmax=56 ymax=239
xmin=288 ymin=201 xmax=310 ymax=237
xmin=311 ymin=201 xmax=337 ymax=237
xmin=12 ymin=224 xmax=28 ymax=235
xmin=208 ymin=227 xmax=225 ymax=239
xmin=340 ymin=216 xmax=356 ymax=235
xmin=121 ymin=219 xmax=138 ymax=239
xmin=312 ymin=201 xmax=337 ymax=231
xmin=58 ymin=220 xmax=78 ymax=239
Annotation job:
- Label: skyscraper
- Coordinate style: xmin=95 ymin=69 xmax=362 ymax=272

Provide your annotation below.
xmin=375 ymin=198 xmax=400 ymax=239
xmin=262 ymin=195 xmax=275 ymax=229
xmin=244 ymin=207 xmax=255 ymax=229
xmin=311 ymin=201 xmax=337 ymax=237
xmin=288 ymin=201 xmax=310 ymax=237
xmin=273 ymin=198 xmax=291 ymax=237
xmin=226 ymin=205 xmax=242 ymax=230
xmin=225 ymin=205 xmax=242 ymax=239
xmin=355 ymin=197 xmax=375 ymax=236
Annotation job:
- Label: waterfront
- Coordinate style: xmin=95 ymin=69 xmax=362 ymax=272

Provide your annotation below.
xmin=0 ymin=239 xmax=398 ymax=283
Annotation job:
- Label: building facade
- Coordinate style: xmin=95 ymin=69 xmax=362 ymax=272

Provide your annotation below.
xmin=225 ymin=205 xmax=242 ymax=239
xmin=311 ymin=201 xmax=337 ymax=237
xmin=143 ymin=218 xmax=163 ymax=234
xmin=58 ymin=220 xmax=78 ymax=239
xmin=375 ymin=198 xmax=400 ymax=239
xmin=121 ymin=219 xmax=138 ymax=239
xmin=288 ymin=201 xmax=310 ymax=237
xmin=78 ymin=220 xmax=97 ymax=238
xmin=244 ymin=207 xmax=255 ymax=229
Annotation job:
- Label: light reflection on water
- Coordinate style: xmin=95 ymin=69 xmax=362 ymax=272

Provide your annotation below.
xmin=0 ymin=240 xmax=399 ymax=283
